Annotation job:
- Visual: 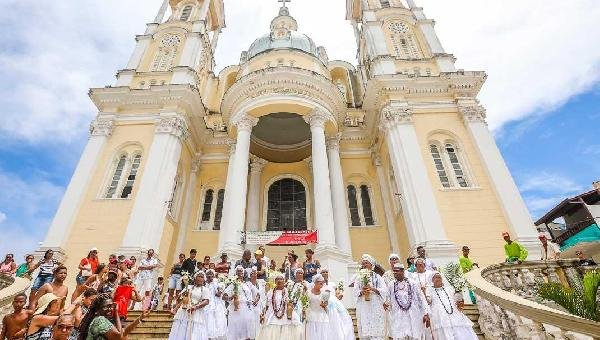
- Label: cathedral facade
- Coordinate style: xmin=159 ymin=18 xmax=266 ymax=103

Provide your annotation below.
xmin=40 ymin=0 xmax=540 ymax=281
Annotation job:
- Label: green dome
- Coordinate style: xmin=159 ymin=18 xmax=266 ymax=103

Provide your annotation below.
xmin=247 ymin=32 xmax=319 ymax=59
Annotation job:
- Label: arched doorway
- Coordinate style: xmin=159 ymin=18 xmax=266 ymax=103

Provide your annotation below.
xmin=266 ymin=178 xmax=307 ymax=231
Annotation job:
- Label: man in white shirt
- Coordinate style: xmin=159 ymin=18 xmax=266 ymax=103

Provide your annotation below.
xmin=539 ymin=234 xmax=561 ymax=260
xmin=137 ymin=249 xmax=160 ymax=310
xmin=416 ymin=246 xmax=437 ymax=271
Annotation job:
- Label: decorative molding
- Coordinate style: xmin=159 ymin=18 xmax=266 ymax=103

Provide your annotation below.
xmin=380 ymin=103 xmax=413 ymax=131
xmin=371 ymin=152 xmax=382 ymax=167
xmin=233 ymin=114 xmax=259 ymax=132
xmin=89 ymin=118 xmax=114 ymax=137
xmin=326 ymin=134 xmax=341 ymax=151
xmin=155 ymin=116 xmax=189 ymax=140
xmin=458 ymin=104 xmax=487 ymax=125
xmin=249 ymin=155 xmax=268 ymax=174
xmin=304 ymin=109 xmax=331 ymax=129
xmin=191 ymin=153 xmax=202 ymax=173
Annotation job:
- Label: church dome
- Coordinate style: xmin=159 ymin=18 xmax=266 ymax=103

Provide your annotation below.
xmin=247 ymin=32 xmax=319 ymax=59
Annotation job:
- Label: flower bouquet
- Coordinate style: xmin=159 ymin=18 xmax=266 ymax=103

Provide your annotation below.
xmin=359 ymin=269 xmax=372 ymax=301
xmin=286 ymin=280 xmax=300 ymax=320
xmin=300 ymin=292 xmax=309 ymax=320
xmin=442 ymin=262 xmax=468 ymax=293
xmin=224 ymin=276 xmax=242 ymax=311
xmin=181 ymin=271 xmax=191 ymax=288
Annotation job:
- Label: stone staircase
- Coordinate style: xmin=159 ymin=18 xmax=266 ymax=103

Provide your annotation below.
xmin=128 ymin=304 xmax=484 ymax=339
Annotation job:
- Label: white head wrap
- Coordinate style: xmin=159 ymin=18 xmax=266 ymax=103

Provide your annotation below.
xmin=318 ymin=266 xmax=329 ymax=273
xmin=273 ymin=272 xmax=285 ymax=280
xmin=294 ymin=268 xmax=304 ymax=275
xmin=235 ymin=265 xmax=244 ymax=272
xmin=361 ymin=254 xmax=375 ymax=265
xmin=195 ymin=271 xmax=206 ymax=278
xmin=313 ymin=274 xmax=325 ymax=282
xmin=430 ymin=271 xmax=442 ymax=283
xmin=206 ymin=269 xmax=215 ymax=275
xmin=415 ymin=258 xmax=426 ymax=265
xmin=251 ymin=266 xmax=258 ymax=273
xmin=389 ymin=253 xmax=400 ymax=261
xmin=245 ymin=268 xmax=253 ymax=277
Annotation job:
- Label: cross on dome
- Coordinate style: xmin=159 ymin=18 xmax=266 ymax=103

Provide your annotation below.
xmin=278 ymin=0 xmax=291 ymax=8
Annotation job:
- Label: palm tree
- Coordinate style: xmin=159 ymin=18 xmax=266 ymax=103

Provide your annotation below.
xmin=538 ymin=270 xmax=600 ymax=321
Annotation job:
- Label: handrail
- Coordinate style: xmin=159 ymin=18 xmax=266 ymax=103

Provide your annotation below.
xmin=466 ymin=267 xmax=600 ymax=338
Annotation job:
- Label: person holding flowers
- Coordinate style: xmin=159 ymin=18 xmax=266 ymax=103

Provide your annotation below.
xmin=205 ymin=269 xmax=227 ymax=339
xmin=305 ymin=274 xmax=331 ymax=339
xmin=354 ymin=254 xmax=386 ymax=340
xmin=224 ymin=266 xmax=260 ymax=340
xmin=258 ymin=273 xmax=303 ymax=340
xmin=320 ymin=268 xmax=354 ymax=340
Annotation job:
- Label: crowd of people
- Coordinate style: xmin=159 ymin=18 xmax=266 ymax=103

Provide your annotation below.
xmin=1 ymin=231 xmax=598 ymax=340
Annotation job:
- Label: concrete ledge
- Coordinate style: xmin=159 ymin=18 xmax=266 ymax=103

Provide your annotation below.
xmin=465 ymin=268 xmax=600 ymax=337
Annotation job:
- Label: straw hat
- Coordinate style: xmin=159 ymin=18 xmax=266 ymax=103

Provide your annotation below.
xmin=34 ymin=293 xmax=63 ymax=315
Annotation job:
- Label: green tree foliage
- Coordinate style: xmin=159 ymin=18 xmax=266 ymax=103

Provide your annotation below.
xmin=538 ymin=270 xmax=600 ymax=321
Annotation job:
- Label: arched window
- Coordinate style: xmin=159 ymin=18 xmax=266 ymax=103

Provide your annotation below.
xmin=347 ymin=185 xmax=361 ymax=226
xmin=105 ymin=155 xmax=127 ymax=198
xmin=267 ymin=178 xmax=307 ymax=231
xmin=120 ymin=154 xmax=142 ymax=198
xmin=360 ymin=185 xmax=374 ymax=225
xmin=430 ymin=144 xmax=451 ymax=188
xmin=180 ymin=5 xmax=193 ymax=21
xmin=445 ymin=143 xmax=469 ymax=187
xmin=387 ymin=21 xmax=423 ymax=59
xmin=347 ymin=184 xmax=375 ymax=226
xmin=213 ymin=189 xmax=225 ymax=230
xmin=201 ymin=190 xmax=214 ymax=222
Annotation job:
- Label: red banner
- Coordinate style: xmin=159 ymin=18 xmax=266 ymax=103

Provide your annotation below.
xmin=267 ymin=230 xmax=318 ymax=245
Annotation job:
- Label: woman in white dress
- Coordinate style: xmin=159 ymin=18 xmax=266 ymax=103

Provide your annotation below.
xmin=354 ymin=254 xmax=387 ymax=340
xmin=205 ymin=269 xmax=226 ymax=340
xmin=305 ymin=274 xmax=332 ymax=340
xmin=321 ymin=268 xmax=354 ymax=340
xmin=249 ymin=267 xmax=266 ymax=338
xmin=169 ymin=272 xmax=210 ymax=340
xmin=425 ymin=272 xmax=478 ymax=340
xmin=258 ymin=273 xmax=303 ymax=340
xmin=224 ymin=266 xmax=260 ymax=340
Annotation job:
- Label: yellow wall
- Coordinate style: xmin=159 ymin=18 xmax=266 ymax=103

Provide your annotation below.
xmin=413 ymin=111 xmax=510 ymax=266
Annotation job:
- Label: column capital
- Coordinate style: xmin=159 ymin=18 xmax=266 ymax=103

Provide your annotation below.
xmin=458 ymin=104 xmax=487 ymax=125
xmin=191 ymin=153 xmax=202 ymax=173
xmin=304 ymin=109 xmax=332 ymax=129
xmin=155 ymin=115 xmax=189 ymax=140
xmin=380 ymin=103 xmax=413 ymax=130
xmin=89 ymin=118 xmax=114 ymax=137
xmin=326 ymin=134 xmax=342 ymax=151
xmin=371 ymin=151 xmax=382 ymax=167
xmin=249 ymin=155 xmax=268 ymax=174
xmin=233 ymin=115 xmax=258 ymax=133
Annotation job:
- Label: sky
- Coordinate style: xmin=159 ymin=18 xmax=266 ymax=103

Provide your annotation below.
xmin=0 ymin=0 xmax=599 ymax=259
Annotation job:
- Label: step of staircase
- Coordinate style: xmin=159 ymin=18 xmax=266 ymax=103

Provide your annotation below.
xmin=126 ymin=305 xmax=486 ymax=339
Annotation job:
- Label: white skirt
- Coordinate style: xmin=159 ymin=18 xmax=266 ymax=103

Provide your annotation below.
xmin=258 ymin=324 xmax=304 ymax=340
xmin=169 ymin=319 xmax=190 ymax=340
xmin=227 ymin=307 xmax=256 ymax=340
xmin=431 ymin=325 xmax=478 ymax=340
xmin=206 ymin=309 xmax=227 ymax=338
xmin=305 ymin=321 xmax=332 ymax=340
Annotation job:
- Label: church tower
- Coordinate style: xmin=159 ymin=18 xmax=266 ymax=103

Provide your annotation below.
xmin=39 ymin=0 xmax=225 ymax=265
xmin=346 ymin=0 xmax=541 ymax=261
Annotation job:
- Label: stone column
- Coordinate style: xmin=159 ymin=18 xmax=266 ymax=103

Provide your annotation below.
xmin=304 ymin=110 xmax=337 ymax=249
xmin=153 ymin=0 xmax=170 ymax=23
xmin=174 ymin=155 xmax=201 ymax=255
xmin=372 ymin=153 xmax=401 ymax=254
xmin=246 ymin=156 xmax=267 ymax=233
xmin=119 ymin=114 xmax=188 ymax=257
xmin=326 ymin=135 xmax=352 ymax=256
xmin=458 ymin=101 xmax=540 ymax=258
xmin=218 ymin=115 xmax=258 ymax=257
xmin=40 ymin=117 xmax=114 ymax=260
xmin=380 ymin=102 xmax=456 ymax=264
xmin=217 ymin=142 xmax=236 ymax=251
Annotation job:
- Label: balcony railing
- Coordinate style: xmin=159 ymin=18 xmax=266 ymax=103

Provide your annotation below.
xmin=466 ymin=260 xmax=600 ymax=339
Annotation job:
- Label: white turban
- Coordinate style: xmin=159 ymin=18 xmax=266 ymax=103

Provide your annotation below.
xmin=235 ymin=265 xmax=244 ymax=272
xmin=273 ymin=272 xmax=285 ymax=280
xmin=195 ymin=271 xmax=206 ymax=278
xmin=313 ymin=274 xmax=325 ymax=282
xmin=318 ymin=266 xmax=329 ymax=273
xmin=430 ymin=271 xmax=442 ymax=283
xmin=415 ymin=258 xmax=426 ymax=265
xmin=361 ymin=254 xmax=375 ymax=265
xmin=389 ymin=253 xmax=400 ymax=261
xmin=245 ymin=268 xmax=253 ymax=277
xmin=294 ymin=268 xmax=304 ymax=275
xmin=206 ymin=269 xmax=215 ymax=275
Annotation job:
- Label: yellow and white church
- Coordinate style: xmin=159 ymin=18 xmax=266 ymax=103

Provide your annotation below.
xmin=39 ymin=0 xmax=541 ymax=282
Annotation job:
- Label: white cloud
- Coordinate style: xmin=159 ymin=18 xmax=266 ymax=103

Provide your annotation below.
xmin=1 ymin=1 xmax=599 ymax=144
xmin=0 ymin=168 xmax=65 ymax=260
xmin=519 ymin=171 xmax=584 ymax=195
xmin=0 ymin=211 xmax=6 ymax=224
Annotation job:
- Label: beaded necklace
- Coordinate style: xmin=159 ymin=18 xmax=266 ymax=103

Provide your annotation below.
xmin=272 ymin=288 xmax=287 ymax=319
xmin=393 ymin=278 xmax=413 ymax=311
xmin=241 ymin=282 xmax=252 ymax=309
xmin=434 ymin=287 xmax=454 ymax=315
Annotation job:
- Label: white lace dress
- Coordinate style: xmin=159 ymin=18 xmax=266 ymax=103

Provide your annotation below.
xmin=323 ymin=282 xmax=354 ymax=340
xmin=386 ymin=278 xmax=430 ymax=340
xmin=353 ymin=271 xmax=387 ymax=339
xmin=305 ymin=290 xmax=331 ymax=340
xmin=189 ymin=285 xmax=210 ymax=340
xmin=426 ymin=286 xmax=478 ymax=340
xmin=225 ymin=281 xmax=259 ymax=340
xmin=205 ymin=280 xmax=226 ymax=339
xmin=258 ymin=289 xmax=303 ymax=340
